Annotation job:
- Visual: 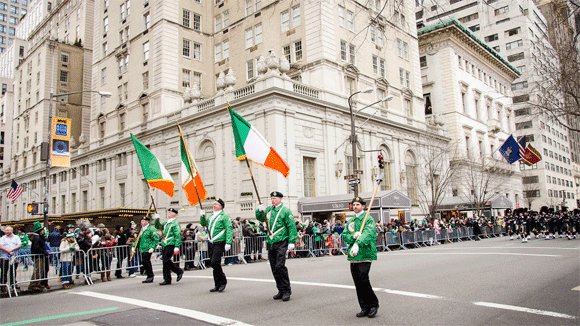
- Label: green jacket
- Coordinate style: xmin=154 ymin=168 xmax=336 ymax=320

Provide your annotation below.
xmin=343 ymin=212 xmax=377 ymax=261
xmin=154 ymin=218 xmax=181 ymax=247
xmin=200 ymin=210 xmax=233 ymax=245
xmin=134 ymin=224 xmax=159 ymax=252
xmin=18 ymin=233 xmax=29 ymax=247
xmin=256 ymin=204 xmax=298 ymax=245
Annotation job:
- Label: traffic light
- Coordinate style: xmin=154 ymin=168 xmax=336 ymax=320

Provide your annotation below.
xmin=378 ymin=154 xmax=384 ymax=169
xmin=27 ymin=203 xmax=39 ymax=214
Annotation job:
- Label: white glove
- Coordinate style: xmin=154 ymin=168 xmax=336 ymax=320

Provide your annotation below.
xmin=200 ymin=209 xmax=206 ymax=216
xmin=156 ymin=245 xmax=162 ymax=250
xmin=148 ymin=248 xmax=154 ymax=254
xmin=224 ymin=244 xmax=231 ymax=251
xmin=258 ymin=204 xmax=264 ymax=212
xmin=287 ymin=243 xmax=295 ymax=251
xmin=350 ymin=243 xmax=359 ymax=257
xmin=153 ymin=213 xmax=160 ymax=219
xmin=353 ymin=231 xmax=361 ymax=239
xmin=174 ymin=247 xmax=179 ymax=253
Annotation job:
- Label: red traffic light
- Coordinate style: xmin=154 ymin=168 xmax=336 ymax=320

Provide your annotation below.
xmin=378 ymin=155 xmax=383 ymax=160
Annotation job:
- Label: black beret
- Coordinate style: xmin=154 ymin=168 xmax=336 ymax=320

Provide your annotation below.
xmin=141 ymin=215 xmax=151 ymax=221
xmin=351 ymin=197 xmax=366 ymax=205
xmin=168 ymin=208 xmax=179 ymax=214
xmin=216 ymin=198 xmax=225 ymax=209
xmin=270 ymin=191 xmax=284 ymax=198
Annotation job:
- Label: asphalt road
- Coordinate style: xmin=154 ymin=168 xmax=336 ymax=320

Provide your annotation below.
xmin=1 ymin=236 xmax=579 ymax=326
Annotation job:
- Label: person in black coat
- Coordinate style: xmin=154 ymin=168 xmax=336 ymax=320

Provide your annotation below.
xmin=28 ymin=222 xmax=50 ymax=291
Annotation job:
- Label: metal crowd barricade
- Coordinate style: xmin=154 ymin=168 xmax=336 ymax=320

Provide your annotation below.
xmin=311 ymin=234 xmax=332 ymax=257
xmin=376 ymin=231 xmax=387 ymax=251
xmin=291 ymin=234 xmax=313 ymax=258
xmin=86 ymin=245 xmax=133 ymax=281
xmin=414 ymin=229 xmax=426 ymax=247
xmin=384 ymin=232 xmax=399 ymax=250
xmin=241 ymin=235 xmax=268 ymax=263
xmin=422 ymin=229 xmax=436 ymax=246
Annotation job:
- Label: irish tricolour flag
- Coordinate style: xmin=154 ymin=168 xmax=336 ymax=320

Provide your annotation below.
xmin=131 ymin=133 xmax=175 ymax=197
xmin=179 ymin=128 xmax=207 ymax=205
xmin=229 ymin=106 xmax=290 ymax=177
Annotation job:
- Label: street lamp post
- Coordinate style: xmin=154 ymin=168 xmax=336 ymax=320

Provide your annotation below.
xmin=43 ymin=90 xmax=112 ymax=227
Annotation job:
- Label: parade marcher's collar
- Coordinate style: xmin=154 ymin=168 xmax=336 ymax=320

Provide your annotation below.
xmin=142 ymin=224 xmax=149 ymax=230
xmin=354 ymin=211 xmax=364 ymax=217
xmin=167 ymin=218 xmax=176 ymax=223
xmin=273 ymin=202 xmax=283 ymax=208
xmin=212 ymin=209 xmax=223 ymax=215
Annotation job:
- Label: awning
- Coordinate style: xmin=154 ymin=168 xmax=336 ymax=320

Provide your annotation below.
xmin=297 ymin=190 xmax=411 ymax=214
xmin=436 ymin=196 xmax=513 ymax=211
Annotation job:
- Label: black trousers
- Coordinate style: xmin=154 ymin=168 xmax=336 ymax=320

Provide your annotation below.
xmin=208 ymin=241 xmax=226 ymax=288
xmin=141 ymin=252 xmax=153 ymax=278
xmin=350 ymin=262 xmax=379 ymax=311
xmin=162 ymin=245 xmax=182 ymax=282
xmin=268 ymin=240 xmax=291 ymax=293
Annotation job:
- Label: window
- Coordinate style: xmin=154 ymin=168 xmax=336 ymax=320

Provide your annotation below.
xmin=103 ymin=16 xmax=108 ymax=33
xmin=283 ymin=44 xmax=291 ymax=63
xmin=507 ymin=52 xmax=524 ymax=62
xmin=123 ymin=82 xmax=128 ymax=100
xmin=102 ymin=42 xmax=108 ymax=56
xmin=101 ymin=67 xmax=106 ymax=85
xmin=183 ymin=9 xmax=191 ymax=28
xmin=222 ymin=40 xmax=229 ymax=59
xmin=192 ymin=42 xmax=201 ymax=60
xmin=214 ymin=44 xmax=221 ymax=62
xmin=458 ymin=13 xmax=478 ymax=23
xmin=281 ymin=10 xmax=289 ymax=32
xmin=303 ymin=157 xmax=315 ymax=197
xmin=292 ymin=5 xmax=301 ymax=28
xmin=406 ymin=71 xmax=410 ymax=88
xmin=399 ymin=68 xmax=404 ymax=85
xmin=182 ymin=69 xmax=191 ymax=88
xmin=59 ymin=70 xmax=68 ymax=83
xmin=143 ymin=41 xmax=149 ymax=61
xmin=183 ymin=38 xmax=190 ymax=57
xmin=119 ymin=112 xmax=125 ymax=130
xmin=505 ymin=27 xmax=520 ymax=36
xmin=495 ymin=5 xmax=509 ymax=15
xmin=245 ymin=0 xmax=252 ymax=16
xmin=468 ymin=24 xmax=480 ymax=32
xmin=214 ymin=14 xmax=220 ymax=32
xmin=349 ymin=44 xmax=355 ymax=64
xmin=347 ymin=9 xmax=354 ymax=31
xmin=513 ymin=94 xmax=529 ymax=103
xmin=223 ymin=11 xmax=229 ymax=28
xmin=420 ymin=56 xmax=427 ymax=68
xmin=254 ymin=24 xmax=262 ymax=44
xmin=506 ymin=39 xmax=523 ymax=50
xmin=511 ymin=81 xmax=528 ymax=90
xmin=246 ymin=60 xmax=254 ymax=80
xmin=338 ymin=6 xmax=345 ymax=27
xmin=99 ymin=120 xmax=106 ymax=138
xmin=142 ymin=71 xmax=149 ymax=90
xmin=340 ymin=40 xmax=347 ymax=60
xmin=404 ymin=99 xmax=412 ymax=116
xmin=143 ymin=12 xmax=150 ymax=29
xmin=245 ymin=28 xmax=253 ymax=49
xmin=373 ymin=55 xmax=378 ymax=74
xmin=294 ymin=40 xmax=302 ymax=61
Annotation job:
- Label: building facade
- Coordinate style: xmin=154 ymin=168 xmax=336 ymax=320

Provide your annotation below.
xmin=0 ymin=0 xmax=30 ymax=53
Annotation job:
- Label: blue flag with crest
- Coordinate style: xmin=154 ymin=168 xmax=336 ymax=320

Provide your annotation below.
xmin=499 ymin=135 xmax=522 ymax=164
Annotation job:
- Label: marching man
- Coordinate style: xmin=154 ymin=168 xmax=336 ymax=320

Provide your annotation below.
xmin=154 ymin=208 xmax=184 ymax=285
xmin=343 ymin=197 xmax=379 ymax=318
xmin=134 ymin=215 xmax=159 ymax=283
xmin=256 ymin=191 xmax=298 ymax=302
xmin=200 ymin=198 xmax=233 ymax=292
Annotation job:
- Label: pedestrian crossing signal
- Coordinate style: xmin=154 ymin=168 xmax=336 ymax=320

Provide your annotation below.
xmin=27 ymin=203 xmax=39 ymax=214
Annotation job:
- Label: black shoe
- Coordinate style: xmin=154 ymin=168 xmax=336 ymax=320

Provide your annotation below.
xmin=142 ymin=277 xmax=154 ymax=283
xmin=356 ymin=310 xmax=369 ymax=318
xmin=368 ymin=307 xmax=378 ymax=318
xmin=116 ymin=275 xmax=124 ymax=279
xmin=273 ymin=292 xmax=284 ymax=300
xmin=159 ymin=281 xmax=171 ymax=286
xmin=282 ymin=292 xmax=291 ymax=301
xmin=209 ymin=287 xmax=219 ymax=292
xmin=218 ymin=284 xmax=226 ymax=292
xmin=176 ymin=271 xmax=183 ymax=282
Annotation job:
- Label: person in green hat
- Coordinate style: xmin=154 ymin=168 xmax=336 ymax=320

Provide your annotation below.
xmin=154 ymin=208 xmax=184 ymax=285
xmin=28 ymin=221 xmax=50 ymax=292
xmin=256 ymin=191 xmax=298 ymax=302
xmin=134 ymin=215 xmax=159 ymax=283
xmin=343 ymin=197 xmax=379 ymax=318
xmin=200 ymin=198 xmax=233 ymax=293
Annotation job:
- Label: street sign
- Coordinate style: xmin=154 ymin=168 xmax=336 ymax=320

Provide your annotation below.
xmin=348 ymin=179 xmax=360 ymax=185
xmin=355 ymin=170 xmax=364 ymax=175
xmin=344 ymin=175 xmax=355 ymax=180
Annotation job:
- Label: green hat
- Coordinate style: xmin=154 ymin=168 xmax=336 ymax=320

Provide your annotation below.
xmin=352 ymin=197 xmax=366 ymax=205
xmin=130 ymin=220 xmax=136 ymax=225
xmin=97 ymin=223 xmax=105 ymax=228
xmin=66 ymin=232 xmax=75 ymax=238
xmin=33 ymin=221 xmax=44 ymax=233
xmin=270 ymin=191 xmax=284 ymax=198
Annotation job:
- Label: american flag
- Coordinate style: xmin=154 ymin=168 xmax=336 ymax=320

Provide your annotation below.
xmin=7 ymin=179 xmax=23 ymax=204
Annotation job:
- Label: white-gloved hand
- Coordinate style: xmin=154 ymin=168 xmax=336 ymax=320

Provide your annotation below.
xmin=258 ymin=204 xmax=264 ymax=212
xmin=153 ymin=213 xmax=160 ymax=219
xmin=174 ymin=247 xmax=179 ymax=253
xmin=350 ymin=243 xmax=359 ymax=257
xmin=200 ymin=209 xmax=206 ymax=216
xmin=148 ymin=248 xmax=154 ymax=254
xmin=353 ymin=231 xmax=361 ymax=239
xmin=224 ymin=244 xmax=231 ymax=252
xmin=156 ymin=245 xmax=162 ymax=250
xmin=287 ymin=243 xmax=295 ymax=251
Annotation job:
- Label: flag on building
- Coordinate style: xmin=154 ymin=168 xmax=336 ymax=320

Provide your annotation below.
xmin=130 ymin=133 xmax=175 ymax=197
xmin=499 ymin=135 xmax=522 ymax=164
xmin=517 ymin=135 xmax=527 ymax=158
xmin=521 ymin=143 xmax=542 ymax=165
xmin=228 ymin=106 xmax=290 ymax=177
xmin=7 ymin=179 xmax=23 ymax=204
xmin=179 ymin=127 xmax=207 ymax=206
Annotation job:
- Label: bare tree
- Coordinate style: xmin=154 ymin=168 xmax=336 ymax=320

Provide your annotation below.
xmin=454 ymin=156 xmax=514 ymax=217
xmin=415 ymin=140 xmax=459 ymax=220
xmin=521 ymin=170 xmax=541 ymax=209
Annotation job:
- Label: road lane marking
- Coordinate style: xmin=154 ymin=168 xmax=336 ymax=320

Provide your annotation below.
xmin=184 ymin=275 xmax=577 ymax=320
xmin=433 ymin=246 xmax=579 ymax=250
xmin=0 ymin=307 xmax=119 ymax=326
xmin=473 ymin=302 xmax=578 ymax=320
xmin=572 ymin=286 xmax=580 ymax=291
xmin=387 ymin=252 xmax=562 ymax=257
xmin=74 ymin=291 xmax=251 ymax=326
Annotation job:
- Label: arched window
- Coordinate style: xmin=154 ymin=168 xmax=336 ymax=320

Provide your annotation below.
xmin=405 ymin=150 xmax=418 ymax=205
xmin=379 ymin=145 xmax=392 ymax=191
xmin=197 ymin=140 xmax=215 ymax=198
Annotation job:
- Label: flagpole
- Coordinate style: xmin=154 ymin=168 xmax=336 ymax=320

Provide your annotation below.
xmin=244 ymin=157 xmax=272 ymax=236
xmin=173 ymin=117 xmax=205 ymax=211
xmin=129 ymin=202 xmax=154 ymax=261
